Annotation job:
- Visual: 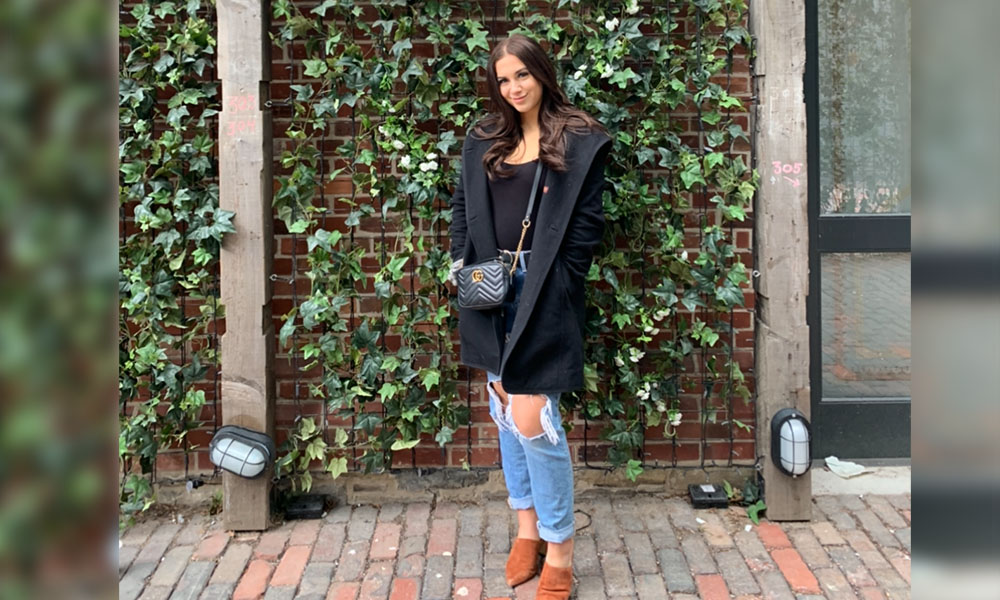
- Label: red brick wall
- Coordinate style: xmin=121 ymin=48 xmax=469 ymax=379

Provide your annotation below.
xmin=131 ymin=2 xmax=756 ymax=477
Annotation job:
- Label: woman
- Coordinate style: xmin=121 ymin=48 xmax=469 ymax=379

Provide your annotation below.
xmin=447 ymin=34 xmax=612 ymax=599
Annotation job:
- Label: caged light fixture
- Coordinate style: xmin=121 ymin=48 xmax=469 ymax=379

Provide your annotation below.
xmin=209 ymin=425 xmax=276 ymax=479
xmin=770 ymin=408 xmax=812 ymax=477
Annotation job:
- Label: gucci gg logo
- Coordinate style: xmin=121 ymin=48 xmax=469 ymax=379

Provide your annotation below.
xmin=471 ymin=269 xmax=484 ymax=282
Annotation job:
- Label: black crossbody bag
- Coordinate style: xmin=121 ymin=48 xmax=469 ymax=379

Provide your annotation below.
xmin=456 ymin=161 xmax=543 ymax=310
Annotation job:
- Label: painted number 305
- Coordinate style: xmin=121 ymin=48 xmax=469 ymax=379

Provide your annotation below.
xmin=772 ymin=161 xmax=803 ymax=175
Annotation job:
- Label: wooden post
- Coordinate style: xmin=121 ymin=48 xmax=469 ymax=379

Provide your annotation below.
xmin=216 ymin=0 xmax=274 ymax=530
xmin=751 ymin=0 xmax=812 ymax=520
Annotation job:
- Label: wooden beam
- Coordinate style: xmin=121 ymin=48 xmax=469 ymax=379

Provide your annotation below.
xmin=216 ymin=0 xmax=274 ymax=531
xmin=751 ymin=0 xmax=812 ymax=520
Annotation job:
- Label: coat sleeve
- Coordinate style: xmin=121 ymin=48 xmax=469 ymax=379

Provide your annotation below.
xmin=448 ymin=137 xmax=471 ymax=263
xmin=560 ymin=138 xmax=612 ymax=280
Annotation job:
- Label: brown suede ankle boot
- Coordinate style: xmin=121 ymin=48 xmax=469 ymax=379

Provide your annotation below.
xmin=535 ymin=559 xmax=574 ymax=600
xmin=505 ymin=537 xmax=547 ymax=587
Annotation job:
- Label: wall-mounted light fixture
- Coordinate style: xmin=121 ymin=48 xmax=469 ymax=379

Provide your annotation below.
xmin=209 ymin=425 xmax=276 ymax=479
xmin=771 ymin=408 xmax=811 ymax=477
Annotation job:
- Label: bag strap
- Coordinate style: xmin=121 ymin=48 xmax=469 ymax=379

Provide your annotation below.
xmin=508 ymin=160 xmax=544 ymax=276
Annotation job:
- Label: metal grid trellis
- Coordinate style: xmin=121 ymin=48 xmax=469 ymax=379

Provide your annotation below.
xmin=118 ymin=1 xmax=225 ymax=489
xmin=263 ymin=0 xmax=758 ymax=477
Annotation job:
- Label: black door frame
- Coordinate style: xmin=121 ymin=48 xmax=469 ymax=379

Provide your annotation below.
xmin=805 ymin=0 xmax=911 ymax=458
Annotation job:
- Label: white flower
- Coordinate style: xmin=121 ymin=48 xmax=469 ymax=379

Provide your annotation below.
xmin=426 ymin=152 xmax=438 ymax=160
xmin=419 ymin=160 xmax=438 ymax=172
xmin=669 ymin=411 xmax=682 ymax=427
xmin=614 ymin=355 xmax=625 ymax=368
xmin=378 ymin=125 xmax=388 ymax=136
xmin=400 ymin=155 xmax=412 ymax=169
xmin=637 ymin=389 xmax=650 ymax=401
xmin=605 ymin=17 xmax=619 ymax=31
xmin=681 ymin=250 xmax=689 ymax=261
xmin=596 ymin=14 xmax=605 ymax=23
xmin=392 ymin=140 xmax=405 ymax=151
xmin=600 ymin=64 xmax=614 ymax=79
xmin=628 ymin=348 xmax=645 ymax=363
xmin=654 ymin=309 xmax=669 ymax=321
xmin=573 ymin=70 xmax=583 ymax=80
xmin=644 ymin=324 xmax=654 ymax=333
xmin=626 ymin=0 xmax=639 ymax=15
xmin=656 ymin=401 xmax=666 ymax=413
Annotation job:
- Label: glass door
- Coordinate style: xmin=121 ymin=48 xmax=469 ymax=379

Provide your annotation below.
xmin=806 ymin=0 xmax=911 ymax=458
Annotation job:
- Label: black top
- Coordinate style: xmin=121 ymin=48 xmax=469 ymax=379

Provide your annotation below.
xmin=488 ymin=158 xmax=545 ymax=251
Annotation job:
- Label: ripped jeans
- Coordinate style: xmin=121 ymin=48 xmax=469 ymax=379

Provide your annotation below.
xmin=485 ymin=252 xmax=576 ymax=544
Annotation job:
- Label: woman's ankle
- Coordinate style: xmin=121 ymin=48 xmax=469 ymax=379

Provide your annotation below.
xmin=543 ymin=555 xmax=572 ymax=568
xmin=515 ymin=508 xmax=539 ymax=539
xmin=543 ymin=539 xmax=573 ymax=567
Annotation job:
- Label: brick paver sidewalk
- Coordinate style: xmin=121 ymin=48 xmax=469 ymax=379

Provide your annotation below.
xmin=119 ymin=493 xmax=910 ymax=600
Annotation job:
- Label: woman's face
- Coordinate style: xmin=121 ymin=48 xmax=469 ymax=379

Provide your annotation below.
xmin=495 ymin=54 xmax=541 ymax=117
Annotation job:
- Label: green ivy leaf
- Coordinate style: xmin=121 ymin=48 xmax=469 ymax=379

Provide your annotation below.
xmin=625 ymin=459 xmax=644 ymax=482
xmin=464 ymin=24 xmax=489 ymax=53
xmin=723 ymin=204 xmax=746 ymax=221
xmin=168 ymin=251 xmax=186 ymax=272
xmin=387 ymin=255 xmax=409 ymax=280
xmin=680 ymin=160 xmax=706 ymax=190
xmin=381 ymin=355 xmax=401 ymax=373
xmin=419 ymin=368 xmax=440 ymax=391
xmin=334 ymin=428 xmax=349 ymax=446
xmin=303 ymin=59 xmax=328 ymax=77
xmin=310 ymin=0 xmax=338 ymax=17
xmin=609 ymin=67 xmax=639 ymax=89
xmin=327 ymin=456 xmax=348 ymax=478
xmin=354 ymin=412 xmax=381 ymax=435
xmin=719 ymin=93 xmax=743 ymax=109
xmin=305 ymin=437 xmax=327 ymax=461
xmin=378 ymin=381 xmax=399 ymax=401
xmin=704 ymin=152 xmax=726 ymax=172
xmin=298 ymin=417 xmax=317 ymax=438
xmin=583 ymin=363 xmax=599 ymax=393
xmin=716 ymin=281 xmax=744 ymax=307
xmin=435 ymin=426 xmax=455 ymax=447
xmin=279 ymin=309 xmax=297 ymax=348
xmin=390 ymin=438 xmax=420 ymax=451
xmin=746 ymin=500 xmax=766 ymax=525
xmin=701 ymin=110 xmax=722 ymax=125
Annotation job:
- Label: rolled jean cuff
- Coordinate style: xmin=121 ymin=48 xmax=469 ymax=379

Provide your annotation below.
xmin=507 ymin=495 xmax=534 ymax=510
xmin=537 ymin=519 xmax=575 ymax=544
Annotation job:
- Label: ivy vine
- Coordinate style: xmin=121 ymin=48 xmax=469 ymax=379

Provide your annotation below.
xmin=117 ymin=0 xmax=760 ymax=513
xmin=118 ymin=0 xmax=229 ymax=518
xmin=271 ymin=0 xmax=758 ymax=489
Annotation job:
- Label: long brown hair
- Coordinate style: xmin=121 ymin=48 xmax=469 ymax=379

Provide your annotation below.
xmin=471 ymin=34 xmax=608 ymax=181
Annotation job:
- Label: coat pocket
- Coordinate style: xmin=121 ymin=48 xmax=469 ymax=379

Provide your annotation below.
xmin=552 ymin=257 xmax=581 ymax=338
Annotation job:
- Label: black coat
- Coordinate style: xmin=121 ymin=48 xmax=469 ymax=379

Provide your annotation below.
xmin=449 ymin=125 xmax=613 ymax=394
